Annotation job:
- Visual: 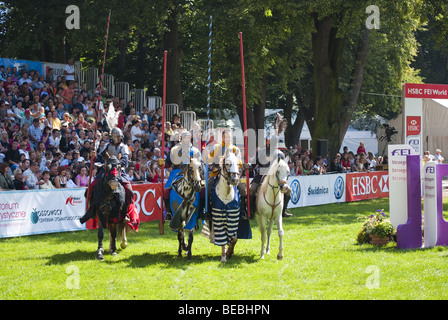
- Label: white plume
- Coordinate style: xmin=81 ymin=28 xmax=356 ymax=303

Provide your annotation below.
xmin=105 ymin=102 xmax=121 ymax=131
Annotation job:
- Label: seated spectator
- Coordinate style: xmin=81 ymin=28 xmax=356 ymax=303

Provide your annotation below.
xmin=12 ymin=168 xmax=27 ymax=190
xmin=330 ymin=154 xmax=343 ymax=173
xmin=341 ymin=153 xmax=351 ymax=172
xmin=313 ymin=156 xmax=326 ymax=175
xmin=288 ymin=161 xmax=297 ymax=176
xmin=435 ymin=149 xmax=444 ymax=163
xmin=351 ymin=157 xmax=363 ymax=172
xmin=39 ymin=170 xmax=55 ymax=189
xmin=75 ymin=165 xmax=88 ymax=187
xmin=357 ymin=141 xmax=366 ymax=155
xmin=367 ymin=152 xmax=377 ymax=171
xmin=0 ymin=163 xmax=14 ymax=190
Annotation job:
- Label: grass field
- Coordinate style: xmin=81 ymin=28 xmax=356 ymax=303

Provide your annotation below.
xmin=1 ymin=197 xmax=448 ymax=300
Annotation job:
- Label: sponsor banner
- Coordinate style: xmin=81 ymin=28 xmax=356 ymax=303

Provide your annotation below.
xmin=86 ymin=183 xmax=164 ymax=230
xmin=406 ymin=116 xmax=421 ymax=137
xmin=388 ymin=144 xmax=417 ymax=228
xmin=132 ymin=183 xmax=163 ymax=223
xmin=287 ymin=174 xmax=346 ymax=208
xmin=345 ymin=171 xmax=389 ymax=202
xmin=0 ymin=57 xmax=43 ymax=76
xmin=0 ymin=188 xmax=86 ymax=239
xmin=404 ymin=83 xmax=448 ymax=99
xmin=42 ymin=62 xmax=67 ymax=82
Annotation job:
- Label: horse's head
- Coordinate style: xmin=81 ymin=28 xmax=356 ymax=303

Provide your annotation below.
xmin=275 ymin=157 xmax=290 ymax=194
xmin=105 ymin=155 xmax=121 ymax=192
xmin=220 ymin=150 xmax=240 ymax=186
xmin=181 ymin=157 xmax=203 ymax=193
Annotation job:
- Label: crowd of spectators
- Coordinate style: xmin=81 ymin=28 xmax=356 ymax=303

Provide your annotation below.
xmin=1 ymin=63 xmax=443 ymax=192
xmin=0 ymin=62 xmax=193 ymax=191
xmin=285 ymin=142 xmax=388 ymax=177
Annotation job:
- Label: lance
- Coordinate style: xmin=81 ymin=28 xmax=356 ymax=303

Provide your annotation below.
xmin=159 ymin=50 xmax=167 ymax=234
xmin=205 ymin=16 xmax=212 ymax=218
xmin=239 ymin=32 xmax=251 ymax=218
xmin=86 ymin=9 xmax=111 ymax=212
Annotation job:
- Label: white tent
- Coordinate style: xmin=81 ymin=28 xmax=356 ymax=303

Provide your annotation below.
xmin=339 ymin=126 xmax=378 ymax=155
xmin=379 ymin=98 xmax=448 ymax=158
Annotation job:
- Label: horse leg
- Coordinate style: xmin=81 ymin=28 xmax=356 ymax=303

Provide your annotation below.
xmin=257 ymin=214 xmax=266 ymax=259
xmin=276 ymin=214 xmax=284 ymax=260
xmin=108 ymin=224 xmax=117 ymax=256
xmin=177 ymin=231 xmax=184 ymax=257
xmin=220 ymin=246 xmax=227 ymax=263
xmin=266 ymin=218 xmax=274 ymax=255
xmin=97 ymin=222 xmax=104 ymax=260
xmin=186 ymin=231 xmax=193 ymax=260
xmin=226 ymin=236 xmax=237 ymax=259
xmin=120 ymin=223 xmax=128 ymax=249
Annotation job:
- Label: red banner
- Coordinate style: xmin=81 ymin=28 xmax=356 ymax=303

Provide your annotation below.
xmin=404 ymin=83 xmax=448 ymax=99
xmin=345 ymin=171 xmax=389 ymax=202
xmin=86 ymin=183 xmax=163 ymax=230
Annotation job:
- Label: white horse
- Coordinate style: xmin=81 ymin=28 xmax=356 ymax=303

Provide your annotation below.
xmin=255 ymin=157 xmax=290 ymax=260
xmin=211 ymin=150 xmax=241 ymax=262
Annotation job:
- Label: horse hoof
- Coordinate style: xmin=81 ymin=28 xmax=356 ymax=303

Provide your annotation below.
xmin=111 ymin=251 xmax=117 ymax=256
xmin=121 ymin=242 xmax=128 ymax=249
xmin=277 ymin=254 xmax=283 ymax=260
xmin=187 ymin=254 xmax=192 ymax=261
xmin=220 ymin=256 xmax=226 ymax=263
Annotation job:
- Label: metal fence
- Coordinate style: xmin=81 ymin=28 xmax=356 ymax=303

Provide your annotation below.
xmin=147 ymin=96 xmax=162 ymax=112
xmin=114 ymin=82 xmax=130 ymax=104
xmin=83 ymin=67 xmax=98 ymax=94
xmin=166 ymin=103 xmax=179 ymax=124
xmin=130 ymin=89 xmax=146 ymax=112
xmin=102 ymin=74 xmax=115 ymax=96
xmin=180 ymin=111 xmax=196 ymax=131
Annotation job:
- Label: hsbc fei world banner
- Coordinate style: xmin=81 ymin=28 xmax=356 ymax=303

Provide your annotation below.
xmin=0 ymin=188 xmax=86 ymax=239
xmin=345 ymin=171 xmax=389 ymax=202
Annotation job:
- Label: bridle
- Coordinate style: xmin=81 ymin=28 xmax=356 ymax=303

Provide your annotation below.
xmin=263 ymin=165 xmax=289 ymax=219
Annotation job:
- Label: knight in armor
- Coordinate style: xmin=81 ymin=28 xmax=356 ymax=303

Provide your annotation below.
xmin=204 ymin=129 xmax=250 ymax=218
xmin=164 ymin=130 xmax=203 ymax=220
xmin=81 ymin=127 xmax=134 ymax=224
xmin=249 ymin=125 xmax=292 ymax=219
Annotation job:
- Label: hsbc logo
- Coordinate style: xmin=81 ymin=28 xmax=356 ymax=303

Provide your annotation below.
xmin=410 ymin=120 xmax=417 ymax=125
xmin=351 ymin=174 xmax=389 ymax=196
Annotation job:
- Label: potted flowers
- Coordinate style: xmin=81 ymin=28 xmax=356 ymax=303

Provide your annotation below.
xmin=356 ymin=209 xmax=396 ymax=246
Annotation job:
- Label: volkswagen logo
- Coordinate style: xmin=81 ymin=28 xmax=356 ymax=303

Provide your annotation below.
xmin=334 ymin=176 xmax=345 ymax=200
xmin=290 ymin=179 xmax=301 ymax=205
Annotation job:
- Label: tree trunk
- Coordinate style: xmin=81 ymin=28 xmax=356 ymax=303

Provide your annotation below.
xmin=163 ymin=0 xmax=183 ymax=111
xmin=310 ymin=14 xmax=345 ymax=159
xmin=284 ymin=91 xmax=304 ymax=148
xmin=253 ymin=74 xmax=267 ymax=132
xmin=117 ymin=39 xmax=127 ymax=78
xmin=339 ymin=27 xmax=371 ymax=145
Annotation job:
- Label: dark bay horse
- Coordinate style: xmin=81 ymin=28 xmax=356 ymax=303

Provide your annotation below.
xmin=168 ymin=158 xmax=202 ymax=260
xmin=81 ymin=156 xmax=138 ymax=260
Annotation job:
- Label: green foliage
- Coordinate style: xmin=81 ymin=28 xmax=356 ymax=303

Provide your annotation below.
xmin=356 ymin=209 xmax=396 ymax=244
xmin=0 ymin=0 xmax=444 ymax=139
